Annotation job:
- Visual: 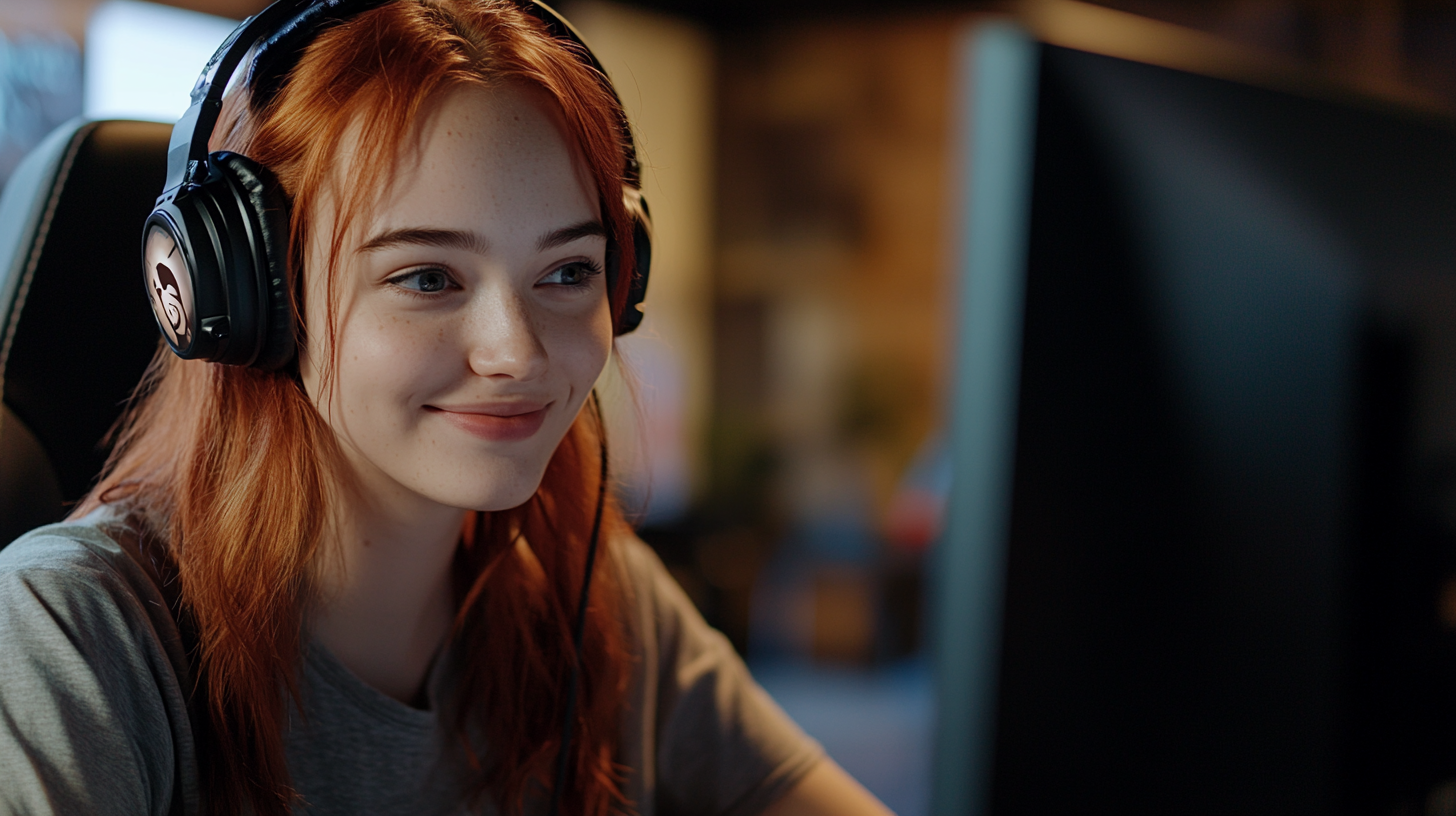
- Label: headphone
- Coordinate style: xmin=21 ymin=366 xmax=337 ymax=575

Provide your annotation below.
xmin=142 ymin=0 xmax=652 ymax=370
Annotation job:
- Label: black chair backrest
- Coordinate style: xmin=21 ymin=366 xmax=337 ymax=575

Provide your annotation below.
xmin=0 ymin=119 xmax=169 ymax=546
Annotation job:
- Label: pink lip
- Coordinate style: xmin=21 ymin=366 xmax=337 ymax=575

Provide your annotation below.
xmin=427 ymin=402 xmax=550 ymax=442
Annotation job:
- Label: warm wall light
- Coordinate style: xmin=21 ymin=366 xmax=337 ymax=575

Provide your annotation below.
xmin=83 ymin=0 xmax=236 ymax=122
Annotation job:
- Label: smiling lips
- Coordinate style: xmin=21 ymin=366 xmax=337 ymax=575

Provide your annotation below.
xmin=428 ymin=402 xmax=550 ymax=442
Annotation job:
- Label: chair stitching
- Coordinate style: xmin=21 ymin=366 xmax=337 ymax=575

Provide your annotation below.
xmin=0 ymin=121 xmax=98 ymax=416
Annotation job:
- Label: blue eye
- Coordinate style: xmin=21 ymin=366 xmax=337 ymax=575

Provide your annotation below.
xmin=541 ymin=260 xmax=603 ymax=287
xmin=389 ymin=268 xmax=454 ymax=293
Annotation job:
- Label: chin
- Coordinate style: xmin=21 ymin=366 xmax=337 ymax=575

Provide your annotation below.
xmin=428 ymin=462 xmax=551 ymax=514
xmin=474 ymin=486 xmax=543 ymax=513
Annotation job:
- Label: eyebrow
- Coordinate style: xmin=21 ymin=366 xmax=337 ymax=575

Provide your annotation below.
xmin=536 ymin=220 xmax=608 ymax=252
xmin=357 ymin=227 xmax=491 ymax=255
xmin=357 ymin=220 xmax=607 ymax=256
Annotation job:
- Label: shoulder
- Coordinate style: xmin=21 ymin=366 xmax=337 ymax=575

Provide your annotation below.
xmin=607 ymin=531 xmax=826 ymax=816
xmin=0 ymin=511 xmax=169 ymax=639
xmin=609 ymin=531 xmax=726 ymax=668
xmin=0 ymin=509 xmax=188 ymax=701
xmin=609 ymin=530 xmax=683 ymax=616
xmin=609 ymin=528 xmax=671 ymax=586
xmin=606 ymin=529 xmax=774 ymax=699
xmin=0 ymin=511 xmax=195 ymax=815
xmin=3 ymin=512 xmax=136 ymax=577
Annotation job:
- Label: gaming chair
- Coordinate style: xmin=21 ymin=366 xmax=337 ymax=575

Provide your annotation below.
xmin=0 ymin=119 xmax=170 ymax=546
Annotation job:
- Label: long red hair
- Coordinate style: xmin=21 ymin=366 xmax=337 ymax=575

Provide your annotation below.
xmin=77 ymin=3 xmax=637 ymax=814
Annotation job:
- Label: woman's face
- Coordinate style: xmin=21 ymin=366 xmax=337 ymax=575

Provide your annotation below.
xmin=299 ymin=83 xmax=613 ymax=516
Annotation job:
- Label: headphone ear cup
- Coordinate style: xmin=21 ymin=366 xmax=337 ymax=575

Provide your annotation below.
xmin=210 ymin=152 xmax=296 ymax=370
xmin=615 ymin=187 xmax=651 ymax=336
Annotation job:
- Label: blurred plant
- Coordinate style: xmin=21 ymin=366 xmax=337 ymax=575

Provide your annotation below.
xmin=704 ymin=408 xmax=781 ymax=525
xmin=836 ymin=354 xmax=935 ymax=515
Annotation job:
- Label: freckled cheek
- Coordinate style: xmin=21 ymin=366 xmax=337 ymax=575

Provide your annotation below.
xmin=346 ymin=310 xmax=449 ymax=356
xmin=336 ymin=316 xmax=456 ymax=403
xmin=542 ymin=317 xmax=612 ymax=388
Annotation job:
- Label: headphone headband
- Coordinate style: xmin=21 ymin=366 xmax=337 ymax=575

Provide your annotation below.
xmin=164 ymin=0 xmax=641 ymax=193
xmin=163 ymin=0 xmax=316 ymax=192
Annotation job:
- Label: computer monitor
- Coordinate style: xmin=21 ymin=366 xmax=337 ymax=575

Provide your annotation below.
xmin=934 ymin=7 xmax=1456 ymax=815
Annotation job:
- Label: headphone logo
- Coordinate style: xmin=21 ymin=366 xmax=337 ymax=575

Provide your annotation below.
xmin=144 ymin=225 xmax=194 ymax=350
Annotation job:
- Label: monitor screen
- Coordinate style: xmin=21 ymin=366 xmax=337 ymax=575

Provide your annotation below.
xmin=936 ymin=17 xmax=1456 ymax=816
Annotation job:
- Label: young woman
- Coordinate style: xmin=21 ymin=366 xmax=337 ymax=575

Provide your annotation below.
xmin=0 ymin=2 xmax=894 ymax=815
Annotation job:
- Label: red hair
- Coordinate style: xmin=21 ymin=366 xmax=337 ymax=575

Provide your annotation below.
xmin=77 ymin=3 xmax=637 ymax=815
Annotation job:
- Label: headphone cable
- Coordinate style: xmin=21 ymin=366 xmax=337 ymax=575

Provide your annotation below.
xmin=547 ymin=391 xmax=609 ymax=816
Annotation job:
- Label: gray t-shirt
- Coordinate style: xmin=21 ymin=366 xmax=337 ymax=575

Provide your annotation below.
xmin=0 ymin=513 xmax=823 ymax=815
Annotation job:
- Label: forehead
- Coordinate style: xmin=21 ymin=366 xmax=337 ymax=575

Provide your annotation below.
xmin=329 ymin=82 xmax=600 ymax=246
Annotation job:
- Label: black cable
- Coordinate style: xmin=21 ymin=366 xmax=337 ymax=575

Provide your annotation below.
xmin=547 ymin=392 xmax=609 ymax=816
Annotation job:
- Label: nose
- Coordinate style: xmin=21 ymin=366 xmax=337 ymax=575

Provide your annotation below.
xmin=466 ymin=284 xmax=548 ymax=381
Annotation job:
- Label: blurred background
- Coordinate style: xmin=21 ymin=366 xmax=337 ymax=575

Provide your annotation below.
xmin=5 ymin=0 xmax=1456 ymax=812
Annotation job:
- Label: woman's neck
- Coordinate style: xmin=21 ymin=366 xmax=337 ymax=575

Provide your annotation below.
xmin=310 ymin=469 xmax=467 ymax=707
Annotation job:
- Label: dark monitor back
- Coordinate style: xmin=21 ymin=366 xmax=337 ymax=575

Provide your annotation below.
xmin=935 ymin=24 xmax=1456 ymax=816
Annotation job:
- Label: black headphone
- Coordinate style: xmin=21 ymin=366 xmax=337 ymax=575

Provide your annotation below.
xmin=143 ymin=0 xmax=652 ymax=370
